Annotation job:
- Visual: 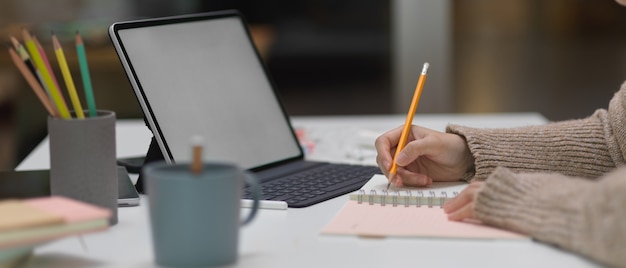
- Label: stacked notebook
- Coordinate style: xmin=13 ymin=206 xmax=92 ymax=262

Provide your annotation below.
xmin=0 ymin=196 xmax=111 ymax=266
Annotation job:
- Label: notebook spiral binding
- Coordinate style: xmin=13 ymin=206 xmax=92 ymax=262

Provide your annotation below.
xmin=356 ymin=189 xmax=459 ymax=208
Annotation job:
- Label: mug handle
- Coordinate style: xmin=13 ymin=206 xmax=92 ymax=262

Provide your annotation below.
xmin=241 ymin=172 xmax=260 ymax=225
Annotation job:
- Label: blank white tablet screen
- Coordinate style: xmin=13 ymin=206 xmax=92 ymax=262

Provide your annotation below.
xmin=117 ymin=16 xmax=301 ymax=169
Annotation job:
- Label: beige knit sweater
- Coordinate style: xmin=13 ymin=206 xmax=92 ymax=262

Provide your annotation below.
xmin=446 ymin=82 xmax=626 ymax=267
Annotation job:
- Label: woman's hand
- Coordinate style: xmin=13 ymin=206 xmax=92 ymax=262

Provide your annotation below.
xmin=443 ymin=181 xmax=484 ymax=221
xmin=375 ymin=125 xmax=474 ymax=187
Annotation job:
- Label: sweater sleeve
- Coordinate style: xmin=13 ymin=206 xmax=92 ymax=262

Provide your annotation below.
xmin=474 ymin=167 xmax=626 ymax=267
xmin=446 ymin=83 xmax=626 ymax=181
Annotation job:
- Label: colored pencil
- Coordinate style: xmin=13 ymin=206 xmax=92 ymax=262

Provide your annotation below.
xmin=75 ymin=31 xmax=97 ymax=117
xmin=388 ymin=62 xmax=429 ymax=189
xmin=10 ymin=36 xmax=40 ymax=86
xmin=8 ymin=47 xmax=58 ymax=117
xmin=52 ymin=33 xmax=84 ymax=119
xmin=22 ymin=29 xmax=70 ymax=119
xmin=36 ymin=71 xmax=53 ymax=97
xmin=191 ymin=136 xmax=204 ymax=174
xmin=9 ymin=36 xmax=20 ymax=50
xmin=34 ymin=36 xmax=69 ymax=112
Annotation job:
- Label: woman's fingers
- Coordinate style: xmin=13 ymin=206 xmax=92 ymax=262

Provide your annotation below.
xmin=375 ymin=126 xmax=404 ymax=180
xmin=446 ymin=202 xmax=475 ymax=221
xmin=443 ymin=181 xmax=484 ymax=220
xmin=395 ymin=167 xmax=432 ymax=187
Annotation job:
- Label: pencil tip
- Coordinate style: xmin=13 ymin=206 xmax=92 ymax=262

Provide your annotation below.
xmin=8 ymin=36 xmax=19 ymax=47
xmin=21 ymin=29 xmax=31 ymax=40
xmin=75 ymin=32 xmax=84 ymax=44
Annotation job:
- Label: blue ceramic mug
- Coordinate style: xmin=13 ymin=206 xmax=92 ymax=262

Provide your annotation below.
xmin=143 ymin=161 xmax=260 ymax=267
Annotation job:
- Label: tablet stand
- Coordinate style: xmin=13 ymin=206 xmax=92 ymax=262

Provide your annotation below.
xmin=135 ymin=132 xmax=165 ymax=194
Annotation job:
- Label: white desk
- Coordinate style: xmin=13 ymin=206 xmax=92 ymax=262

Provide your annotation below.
xmin=16 ymin=113 xmax=599 ymax=268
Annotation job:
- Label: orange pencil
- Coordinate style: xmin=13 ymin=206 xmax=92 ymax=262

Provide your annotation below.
xmin=10 ymin=36 xmax=40 ymax=84
xmin=8 ymin=47 xmax=59 ymax=117
xmin=191 ymin=136 xmax=204 ymax=175
xmin=388 ymin=62 xmax=429 ymax=189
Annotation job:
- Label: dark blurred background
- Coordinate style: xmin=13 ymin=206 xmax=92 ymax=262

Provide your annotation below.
xmin=0 ymin=0 xmax=625 ymax=170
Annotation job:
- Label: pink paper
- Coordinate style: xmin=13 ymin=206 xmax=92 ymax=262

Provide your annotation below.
xmin=322 ymin=200 xmax=526 ymax=240
xmin=23 ymin=196 xmax=111 ymax=223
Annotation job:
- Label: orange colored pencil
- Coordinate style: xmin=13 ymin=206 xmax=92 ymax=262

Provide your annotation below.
xmin=10 ymin=36 xmax=40 ymax=84
xmin=191 ymin=136 xmax=204 ymax=175
xmin=8 ymin=47 xmax=59 ymax=117
xmin=388 ymin=62 xmax=429 ymax=188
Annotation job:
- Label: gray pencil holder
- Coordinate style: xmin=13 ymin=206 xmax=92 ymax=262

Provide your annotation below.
xmin=48 ymin=110 xmax=118 ymax=225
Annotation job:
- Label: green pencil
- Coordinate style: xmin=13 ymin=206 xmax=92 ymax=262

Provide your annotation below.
xmin=75 ymin=31 xmax=97 ymax=117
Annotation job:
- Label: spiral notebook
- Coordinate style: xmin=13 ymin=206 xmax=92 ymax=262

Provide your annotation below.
xmin=348 ymin=175 xmax=467 ymax=207
xmin=321 ymin=175 xmax=527 ymax=240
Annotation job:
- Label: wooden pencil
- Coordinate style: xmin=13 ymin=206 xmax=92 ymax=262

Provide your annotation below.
xmin=9 ymin=36 xmax=20 ymax=50
xmin=75 ymin=31 xmax=97 ymax=117
xmin=8 ymin=46 xmax=59 ymax=117
xmin=10 ymin=36 xmax=40 ymax=86
xmin=34 ymin=35 xmax=69 ymax=112
xmin=191 ymin=136 xmax=204 ymax=175
xmin=388 ymin=62 xmax=429 ymax=188
xmin=22 ymin=29 xmax=70 ymax=119
xmin=52 ymin=33 xmax=84 ymax=119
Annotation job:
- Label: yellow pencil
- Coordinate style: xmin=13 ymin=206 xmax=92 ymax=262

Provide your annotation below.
xmin=388 ymin=62 xmax=429 ymax=189
xmin=22 ymin=29 xmax=71 ymax=119
xmin=52 ymin=33 xmax=84 ymax=119
xmin=34 ymin=36 xmax=68 ymax=110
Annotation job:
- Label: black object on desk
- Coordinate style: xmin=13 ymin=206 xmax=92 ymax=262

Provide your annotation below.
xmin=134 ymin=135 xmax=165 ymax=194
xmin=0 ymin=168 xmax=140 ymax=207
xmin=0 ymin=169 xmax=49 ymax=198
xmin=116 ymin=156 xmax=145 ymax=174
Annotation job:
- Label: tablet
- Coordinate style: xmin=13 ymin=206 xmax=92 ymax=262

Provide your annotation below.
xmin=108 ymin=10 xmax=302 ymax=169
xmin=109 ymin=11 xmax=384 ymax=207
